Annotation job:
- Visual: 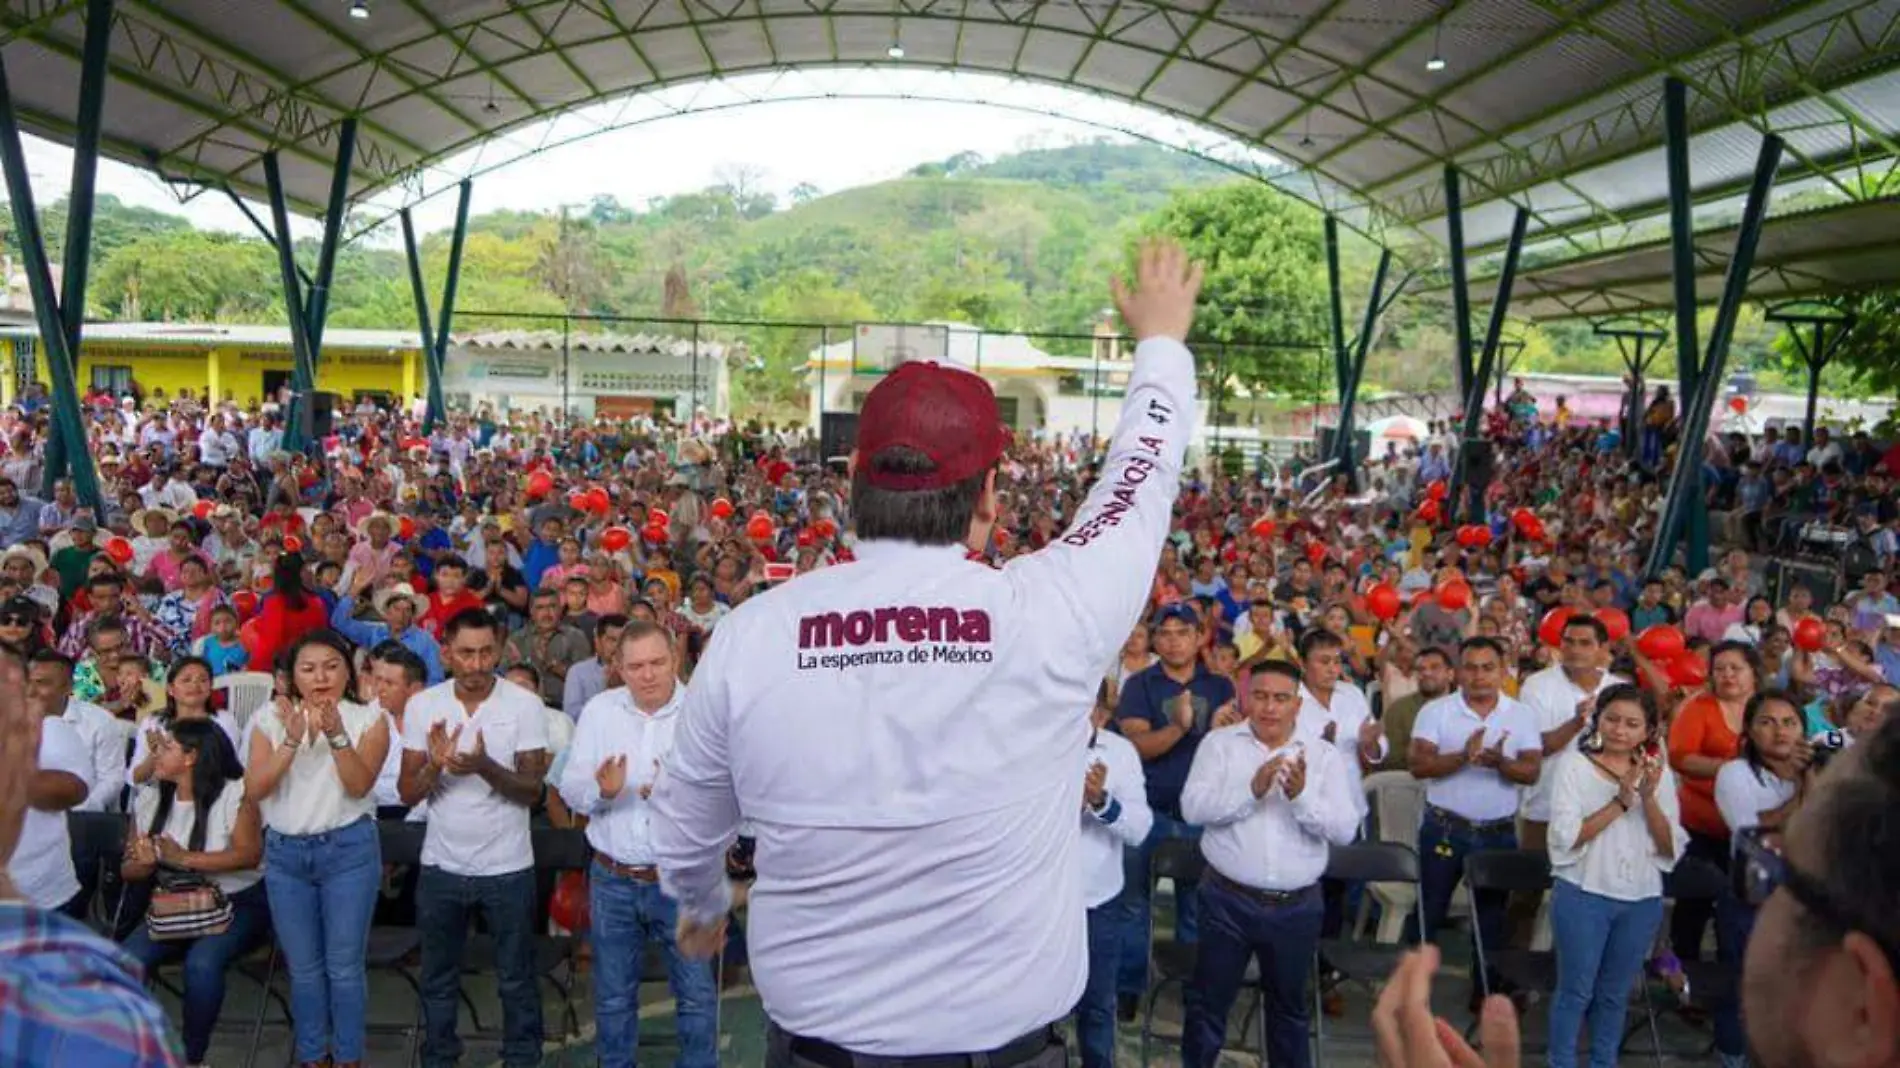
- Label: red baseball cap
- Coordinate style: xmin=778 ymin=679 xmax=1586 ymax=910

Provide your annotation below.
xmin=855 ymin=361 xmax=1009 ymax=491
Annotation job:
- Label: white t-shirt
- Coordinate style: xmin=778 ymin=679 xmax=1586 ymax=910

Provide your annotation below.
xmin=131 ymin=781 xmax=263 ymax=895
xmin=1516 ymin=666 xmax=1624 ymax=822
xmin=1411 ymin=692 xmax=1542 ymax=822
xmin=1714 ymin=760 xmax=1799 ymax=840
xmin=371 ymin=709 xmax=428 ymax=822
xmin=10 ymin=717 xmax=91 ymax=908
xmin=251 ymin=700 xmax=383 ymax=836
xmin=403 ymin=679 xmax=550 ymax=877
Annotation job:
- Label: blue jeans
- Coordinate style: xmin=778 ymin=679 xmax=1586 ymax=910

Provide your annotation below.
xmin=1409 ymin=809 xmax=1517 ymax=982
xmin=1075 ymin=903 xmax=1121 ymax=1068
xmin=264 ymin=816 xmax=382 ymax=1064
xmin=1546 ymin=880 xmax=1662 ymax=1068
xmin=124 ymin=881 xmax=273 ymax=1063
xmin=588 ymin=861 xmax=717 ymax=1068
xmin=1713 ymin=896 xmax=1756 ymax=1058
xmin=1115 ymin=811 xmax=1201 ymax=998
xmin=1181 ymin=877 xmax=1322 ymax=1068
xmin=417 ymin=865 xmax=544 ymax=1068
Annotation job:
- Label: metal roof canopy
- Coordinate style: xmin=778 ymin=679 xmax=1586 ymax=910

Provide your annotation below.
xmin=1489 ymin=197 xmax=1900 ymax=320
xmin=4 ymin=0 xmax=1900 ymax=262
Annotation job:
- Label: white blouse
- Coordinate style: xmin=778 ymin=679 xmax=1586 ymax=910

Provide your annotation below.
xmin=251 ymin=700 xmax=383 ymax=836
xmin=1714 ymin=760 xmax=1798 ymax=840
xmin=1546 ymin=749 xmax=1687 ymax=902
xmin=133 ymin=781 xmax=262 ymax=895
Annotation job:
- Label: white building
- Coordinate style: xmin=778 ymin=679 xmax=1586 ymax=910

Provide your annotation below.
xmin=445 ymin=330 xmax=731 ymax=422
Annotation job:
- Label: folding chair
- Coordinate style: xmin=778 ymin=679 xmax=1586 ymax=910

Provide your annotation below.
xmin=214 ymin=671 xmax=277 ymax=734
xmin=1137 ymin=840 xmax=1266 ymax=1068
xmin=531 ymin=825 xmax=592 ymax=1042
xmin=67 ymin=810 xmax=129 ymax=935
xmin=1312 ymin=842 xmax=1424 ymax=1068
xmin=244 ymin=819 xmax=430 ymax=1068
xmin=1638 ymin=857 xmax=1736 ymax=1067
xmin=1464 ymin=850 xmax=1555 ymax=1007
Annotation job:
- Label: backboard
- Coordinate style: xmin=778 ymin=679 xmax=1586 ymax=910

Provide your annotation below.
xmin=852 ymin=323 xmax=951 ymax=374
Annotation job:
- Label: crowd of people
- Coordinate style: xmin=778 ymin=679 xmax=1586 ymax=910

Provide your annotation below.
xmin=0 ymin=314 xmax=1896 ymax=1068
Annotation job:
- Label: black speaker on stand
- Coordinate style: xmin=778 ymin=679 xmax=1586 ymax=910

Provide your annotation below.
xmin=820 ymin=412 xmax=859 ymax=467
xmin=310 ymin=391 xmax=339 ymax=439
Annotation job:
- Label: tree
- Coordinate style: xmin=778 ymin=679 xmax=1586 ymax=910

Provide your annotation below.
xmin=735 ymin=270 xmax=876 ymax=419
xmin=1768 ymin=290 xmax=1900 ymax=401
xmin=534 ymin=209 xmax=615 ymax=314
xmin=789 ymin=182 xmax=822 ymax=206
xmin=1141 ymin=182 xmax=1330 ymax=394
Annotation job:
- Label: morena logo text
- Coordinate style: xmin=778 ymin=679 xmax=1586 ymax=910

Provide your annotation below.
xmin=797 ymin=607 xmax=993 ymax=649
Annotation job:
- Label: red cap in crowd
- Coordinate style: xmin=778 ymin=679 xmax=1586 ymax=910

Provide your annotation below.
xmin=853 ymin=361 xmax=1009 ymax=491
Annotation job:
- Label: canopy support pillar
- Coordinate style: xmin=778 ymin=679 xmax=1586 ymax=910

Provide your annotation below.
xmin=1444 ymin=166 xmax=1476 ymax=403
xmin=1647 ymin=132 xmax=1784 ymax=580
xmin=1324 ymin=215 xmax=1349 ymax=404
xmin=1595 ymin=322 xmax=1670 ymax=460
xmin=276 ymin=117 xmax=357 ymax=453
xmin=0 ymin=0 xmax=110 ymax=515
xmin=1450 ymin=206 xmax=1529 ymax=524
xmin=1661 ymin=77 xmax=1712 ymax=576
xmin=427 ymin=180 xmax=474 ymax=434
xmin=1330 ymin=247 xmax=1395 ymax=484
xmin=1765 ymin=305 xmax=1855 ymax=445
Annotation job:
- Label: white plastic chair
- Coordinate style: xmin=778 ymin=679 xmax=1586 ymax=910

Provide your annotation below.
xmin=1357 ymin=770 xmax=1475 ymax=943
xmin=215 ymin=671 xmax=276 ymax=734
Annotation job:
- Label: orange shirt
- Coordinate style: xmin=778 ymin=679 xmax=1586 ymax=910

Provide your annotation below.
xmin=1668 ymin=693 xmax=1743 ymax=839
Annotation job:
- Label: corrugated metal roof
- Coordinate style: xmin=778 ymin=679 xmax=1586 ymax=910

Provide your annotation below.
xmin=452 ymin=330 xmax=728 ymax=359
xmin=0 ymin=320 xmax=421 ymax=350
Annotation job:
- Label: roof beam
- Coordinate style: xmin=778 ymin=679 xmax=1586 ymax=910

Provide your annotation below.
xmin=270 ymin=0 xmax=486 ymax=136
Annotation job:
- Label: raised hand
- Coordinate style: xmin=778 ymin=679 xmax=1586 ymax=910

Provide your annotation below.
xmin=1111 ymin=238 xmax=1204 ymax=344
xmin=446 ymin=729 xmax=488 ymax=776
xmin=1282 ymin=752 xmax=1309 ymax=800
xmin=1321 ymin=719 xmax=1339 ymax=745
xmin=1477 ymin=731 xmax=1510 ymax=769
xmin=1251 ymin=755 xmax=1287 ymax=799
xmin=1462 ymin=727 xmax=1487 ymax=765
xmin=277 ymin=698 xmax=308 ymax=749
xmin=1172 ymin=691 xmax=1195 ymax=733
xmin=1372 ymin=946 xmax=1521 ymax=1068
xmin=1212 ymin=700 xmax=1244 ymax=730
xmin=126 ymin=833 xmax=158 ymax=869
xmin=1083 ymin=760 xmax=1109 ymax=810
xmin=427 ymin=720 xmax=464 ymax=769
xmin=1638 ymin=753 xmax=1662 ymax=799
xmin=312 ymin=699 xmax=345 ymax=742
xmin=596 ymin=754 xmax=629 ymax=800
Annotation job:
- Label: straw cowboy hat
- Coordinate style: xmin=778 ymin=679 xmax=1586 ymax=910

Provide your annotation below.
xmin=374 ymin=585 xmax=429 ymax=617
xmin=1 ymin=545 xmax=47 ymax=575
xmin=356 ymin=510 xmax=397 ymax=537
xmin=131 ymin=507 xmax=179 ymax=532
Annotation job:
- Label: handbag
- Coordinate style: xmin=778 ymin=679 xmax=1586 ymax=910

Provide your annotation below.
xmin=146 ymin=866 xmax=233 ymax=941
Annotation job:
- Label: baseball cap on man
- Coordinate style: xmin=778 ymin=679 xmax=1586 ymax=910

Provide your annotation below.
xmin=854 ymin=361 xmax=1009 ymax=491
xmin=1152 ymin=602 xmax=1201 ymax=629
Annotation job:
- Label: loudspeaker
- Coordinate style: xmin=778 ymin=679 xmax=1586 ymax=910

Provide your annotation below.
xmin=1315 ymin=425 xmax=1372 ymax=465
xmin=311 ymin=391 xmax=339 ymax=439
xmin=820 ymin=412 xmax=859 ymax=463
xmin=1768 ymin=556 xmax=1841 ymax=610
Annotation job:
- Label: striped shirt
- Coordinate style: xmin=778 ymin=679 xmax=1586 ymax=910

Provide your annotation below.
xmin=0 ymin=902 xmax=183 ymax=1066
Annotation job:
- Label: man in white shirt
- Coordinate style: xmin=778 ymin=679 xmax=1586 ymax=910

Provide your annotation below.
xmin=398 ymin=609 xmax=550 ymax=1068
xmin=1074 ymin=690 xmax=1151 ymax=1068
xmin=28 ymin=652 xmax=126 ymax=814
xmin=1180 ymin=661 xmax=1358 ymax=1068
xmin=650 ymin=242 xmax=1202 ymax=1063
xmin=1405 ymin=637 xmax=1542 ymax=1005
xmin=11 ymin=704 xmax=92 ymax=915
xmin=557 ymin=622 xmax=716 ymax=1068
xmin=1517 ymin=613 xmax=1622 ymax=852
xmin=198 ymin=414 xmax=238 ymax=469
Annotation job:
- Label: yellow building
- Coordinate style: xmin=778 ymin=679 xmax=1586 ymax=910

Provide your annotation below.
xmin=0 ymin=321 xmax=426 ymax=408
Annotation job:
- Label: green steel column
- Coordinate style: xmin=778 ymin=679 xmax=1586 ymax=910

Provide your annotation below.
xmin=0 ymin=48 xmax=104 ymax=515
xmin=429 ymin=180 xmax=474 ymax=424
xmin=264 ymin=152 xmax=317 ymax=454
xmin=401 ymin=208 xmax=442 ymax=431
xmin=1450 ymin=207 xmax=1530 ymax=522
xmin=1324 ymin=215 xmax=1348 ymax=404
xmin=293 ymin=116 xmax=358 ymax=446
xmin=1647 ymin=134 xmax=1784 ymax=579
xmin=1444 ymin=166 xmax=1476 ymax=403
xmin=42 ymin=0 xmax=114 ymax=497
xmin=1662 ymin=76 xmax=1711 ymax=578
xmin=1332 ymin=247 xmax=1392 ymax=483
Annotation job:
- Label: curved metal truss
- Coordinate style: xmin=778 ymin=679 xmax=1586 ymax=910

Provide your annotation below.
xmin=3 ymin=0 xmax=1900 ymax=270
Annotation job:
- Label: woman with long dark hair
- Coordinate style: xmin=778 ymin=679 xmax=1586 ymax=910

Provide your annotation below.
xmin=247 ymin=553 xmax=330 ymax=672
xmin=120 ymin=719 xmax=268 ymax=1067
xmin=244 ymin=629 xmax=388 ymax=1068
xmin=1546 ymin=685 xmax=1686 ymax=1068
xmin=129 ymin=657 xmax=239 ymax=787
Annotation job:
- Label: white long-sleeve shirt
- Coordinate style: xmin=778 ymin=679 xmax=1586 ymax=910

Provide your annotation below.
xmin=1546 ymin=749 xmax=1685 ymax=902
xmin=1516 ymin=665 xmax=1624 ymax=822
xmin=556 ymin=685 xmax=682 ymax=865
xmin=1298 ymin=681 xmax=1383 ymax=819
xmin=63 ymin=699 xmax=128 ymax=813
xmin=1181 ymin=725 xmax=1360 ymax=891
xmin=650 ymin=337 xmax=1197 ymax=1055
xmin=1080 ymin=728 xmax=1151 ymax=909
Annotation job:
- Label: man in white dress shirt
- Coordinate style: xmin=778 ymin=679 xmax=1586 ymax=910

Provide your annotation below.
xmin=1180 ymin=661 xmax=1358 ymax=1068
xmin=1074 ymin=687 xmax=1152 ymax=1068
xmin=399 ymin=608 xmax=551 ymax=1068
xmin=1406 ymin=637 xmax=1542 ymax=1004
xmin=29 ymin=651 xmax=126 ymax=814
xmin=1516 ymin=613 xmax=1622 ymax=852
xmin=650 ymin=242 xmax=1203 ymax=1065
xmin=557 ymin=622 xmax=716 ymax=1068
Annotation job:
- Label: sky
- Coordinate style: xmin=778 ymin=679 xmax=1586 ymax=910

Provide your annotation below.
xmin=16 ymin=71 xmax=1274 ymax=244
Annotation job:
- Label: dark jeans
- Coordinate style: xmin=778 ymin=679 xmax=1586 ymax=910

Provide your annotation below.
xmin=124 ymin=881 xmax=273 ymax=1063
xmin=417 ymin=865 xmax=544 ymax=1068
xmin=1713 ymin=896 xmax=1757 ymax=1058
xmin=1181 ymin=877 xmax=1322 ymax=1068
xmin=1408 ymin=808 xmax=1517 ymax=983
xmin=1075 ymin=903 xmax=1121 ymax=1068
xmin=1669 ymin=831 xmax=1729 ymax=962
xmin=1115 ymin=811 xmax=1202 ymax=998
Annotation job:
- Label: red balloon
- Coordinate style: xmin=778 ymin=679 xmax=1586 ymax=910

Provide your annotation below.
xmin=1667 ymin=654 xmax=1709 ymax=689
xmin=104 ymin=536 xmax=134 ymax=565
xmin=1426 ymin=480 xmax=1449 ymax=502
xmin=1523 ymin=518 xmax=1548 ymax=543
xmin=1472 ymin=526 xmax=1493 ymax=548
xmin=1594 ymin=606 xmax=1631 ymax=643
xmin=649 ymin=508 xmax=670 ymax=529
xmin=586 ymin=488 xmax=611 ymax=514
xmin=193 ymin=500 xmax=214 ymax=520
xmin=398 ymin=517 xmax=416 ymax=540
xmin=993 ymin=527 xmax=1011 ymax=548
xmin=600 ymin=527 xmax=632 ymax=553
xmin=1417 ymin=498 xmax=1441 ymax=523
xmin=239 ymin=617 xmax=263 ymax=653
xmin=549 ymin=871 xmax=589 ymax=932
xmin=709 ymin=497 xmax=735 ymax=520
xmin=1435 ymin=581 xmax=1472 ymax=613
xmin=568 ymin=492 xmax=590 ymax=512
xmin=796 ymin=529 xmax=816 ymax=548
xmin=282 ymin=534 xmax=304 ymax=554
xmin=1635 ymin=624 xmax=1687 ymax=662
xmin=1792 ymin=616 xmax=1826 ymax=652
xmin=1305 ymin=541 xmax=1328 ymax=564
xmin=745 ymin=513 xmax=775 ymax=541
xmin=232 ymin=590 xmax=259 ymax=619
xmin=1251 ymin=517 xmax=1277 ymax=539
xmin=643 ymin=523 xmax=668 ymax=544
xmin=527 ymin=472 xmax=554 ymax=499
xmin=812 ymin=518 xmax=838 ymax=541
xmin=1511 ymin=507 xmax=1538 ymax=533
xmin=1367 ymin=583 xmax=1402 ymax=621
xmin=1539 ymin=606 xmax=1577 ymax=648
xmin=1728 ymin=396 xmax=1748 ymax=413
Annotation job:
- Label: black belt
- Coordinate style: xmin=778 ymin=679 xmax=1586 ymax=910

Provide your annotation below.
xmin=1426 ymin=804 xmax=1515 ymax=834
xmin=778 ymin=1023 xmax=1059 ymax=1068
xmin=1207 ymin=868 xmax=1318 ymax=907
